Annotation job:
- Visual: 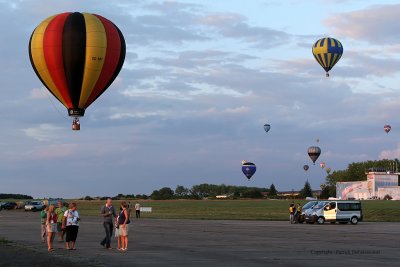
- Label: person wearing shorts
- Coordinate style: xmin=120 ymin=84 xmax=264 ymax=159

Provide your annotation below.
xmin=118 ymin=201 xmax=130 ymax=251
xmin=46 ymin=205 xmax=57 ymax=251
xmin=62 ymin=202 xmax=80 ymax=250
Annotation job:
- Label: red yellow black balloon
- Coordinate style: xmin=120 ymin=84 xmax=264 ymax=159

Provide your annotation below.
xmin=29 ymin=12 xmax=126 ymax=130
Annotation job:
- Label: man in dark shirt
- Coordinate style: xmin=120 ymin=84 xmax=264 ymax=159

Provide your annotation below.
xmin=100 ymin=198 xmax=117 ymax=249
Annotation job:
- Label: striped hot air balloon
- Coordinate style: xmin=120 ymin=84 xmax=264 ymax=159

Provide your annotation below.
xmin=312 ymin=37 xmax=343 ymax=77
xmin=29 ymin=12 xmax=126 ymax=130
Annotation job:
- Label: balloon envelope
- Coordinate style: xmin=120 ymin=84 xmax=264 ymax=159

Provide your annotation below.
xmin=320 ymin=162 xmax=326 ymax=169
xmin=241 ymin=161 xmax=256 ymax=180
xmin=308 ymin=146 xmax=321 ymax=164
xmin=312 ymin=37 xmax=343 ymax=77
xmin=264 ymin=124 xmax=271 ymax=133
xmin=326 ymin=167 xmax=332 ymax=174
xmin=384 ymin=124 xmax=391 ymax=134
xmin=29 ymin=12 xmax=126 ymax=118
xmin=303 ymin=165 xmax=309 ymax=171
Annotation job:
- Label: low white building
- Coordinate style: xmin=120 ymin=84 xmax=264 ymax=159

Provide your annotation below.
xmin=336 ymin=168 xmax=400 ymax=200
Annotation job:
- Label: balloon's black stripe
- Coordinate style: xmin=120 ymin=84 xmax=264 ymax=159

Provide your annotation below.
xmin=62 ymin=12 xmax=86 ymax=109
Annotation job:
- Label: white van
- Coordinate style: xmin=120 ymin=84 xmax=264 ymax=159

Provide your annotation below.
xmin=308 ymin=201 xmax=363 ymax=225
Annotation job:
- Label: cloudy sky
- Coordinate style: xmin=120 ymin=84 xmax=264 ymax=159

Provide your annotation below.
xmin=1 ymin=0 xmax=400 ymax=198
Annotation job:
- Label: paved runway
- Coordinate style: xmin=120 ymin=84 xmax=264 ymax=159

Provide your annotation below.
xmin=0 ymin=210 xmax=399 ymax=266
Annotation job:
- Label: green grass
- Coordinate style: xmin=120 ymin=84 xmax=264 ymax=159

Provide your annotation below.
xmin=66 ymin=199 xmax=400 ymax=222
xmin=0 ymin=238 xmax=11 ymax=244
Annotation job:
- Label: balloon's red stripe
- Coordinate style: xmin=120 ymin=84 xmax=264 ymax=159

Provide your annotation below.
xmin=43 ymin=12 xmax=73 ymax=108
xmin=85 ymin=14 xmax=122 ymax=108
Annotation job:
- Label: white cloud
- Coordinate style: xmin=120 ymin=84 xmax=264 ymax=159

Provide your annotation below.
xmin=29 ymin=88 xmax=47 ymax=100
xmin=109 ymin=111 xmax=168 ymax=120
xmin=21 ymin=124 xmax=63 ymax=141
xmin=325 ymin=4 xmax=400 ymax=44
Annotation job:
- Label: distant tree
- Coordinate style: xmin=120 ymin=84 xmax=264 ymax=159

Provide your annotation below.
xmin=84 ymin=196 xmax=93 ymax=201
xmin=242 ymin=189 xmax=263 ymax=199
xmin=151 ymin=187 xmax=174 ymax=200
xmin=268 ymin=184 xmax=278 ymax=197
xmin=319 ymin=185 xmax=333 ymax=199
xmin=175 ymin=185 xmax=189 ymax=198
xmin=0 ymin=194 xmax=33 ymax=200
xmin=299 ymin=181 xmax=313 ymax=198
xmin=325 ymin=159 xmax=399 ymax=187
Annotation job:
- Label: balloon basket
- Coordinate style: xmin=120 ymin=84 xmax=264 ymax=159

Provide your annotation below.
xmin=72 ymin=118 xmax=80 ymax=131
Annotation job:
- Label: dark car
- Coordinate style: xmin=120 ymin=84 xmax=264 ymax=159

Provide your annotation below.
xmin=2 ymin=202 xmax=18 ymax=210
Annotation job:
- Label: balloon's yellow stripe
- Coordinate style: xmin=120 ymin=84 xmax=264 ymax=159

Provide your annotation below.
xmin=79 ymin=13 xmax=107 ymax=108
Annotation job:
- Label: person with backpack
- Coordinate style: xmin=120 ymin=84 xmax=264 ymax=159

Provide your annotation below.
xmin=118 ymin=201 xmax=130 ymax=251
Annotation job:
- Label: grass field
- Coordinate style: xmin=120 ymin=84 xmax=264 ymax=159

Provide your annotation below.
xmin=71 ymin=199 xmax=400 ymax=222
xmin=2 ymin=199 xmax=399 ymax=222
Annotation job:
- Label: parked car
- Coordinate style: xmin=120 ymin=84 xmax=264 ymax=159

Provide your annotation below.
xmin=1 ymin=202 xmax=18 ymax=210
xmin=0 ymin=202 xmax=5 ymax=210
xmin=306 ymin=201 xmax=363 ymax=225
xmin=304 ymin=201 xmax=328 ymax=224
xmin=298 ymin=200 xmax=319 ymax=223
xmin=24 ymin=201 xmax=44 ymax=212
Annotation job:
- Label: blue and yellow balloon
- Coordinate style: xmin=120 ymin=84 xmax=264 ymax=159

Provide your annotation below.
xmin=312 ymin=37 xmax=343 ymax=77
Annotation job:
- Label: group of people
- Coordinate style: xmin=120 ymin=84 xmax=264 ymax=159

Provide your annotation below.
xmin=40 ymin=199 xmax=141 ymax=252
xmin=289 ymin=202 xmax=302 ymax=224
xmin=40 ymin=201 xmax=79 ymax=251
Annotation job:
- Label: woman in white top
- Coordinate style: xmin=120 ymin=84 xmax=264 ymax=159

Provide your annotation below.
xmin=62 ymin=202 xmax=80 ymax=250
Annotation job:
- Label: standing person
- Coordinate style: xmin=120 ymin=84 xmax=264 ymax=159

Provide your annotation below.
xmin=100 ymin=198 xmax=116 ymax=249
xmin=55 ymin=201 xmax=66 ymax=242
xmin=46 ymin=205 xmax=57 ymax=251
xmin=40 ymin=205 xmax=47 ymax=243
xmin=115 ymin=213 xmax=122 ymax=250
xmin=118 ymin=201 xmax=130 ymax=251
xmin=289 ymin=203 xmax=295 ymax=224
xmin=296 ymin=203 xmax=303 ymax=223
xmin=62 ymin=203 xmax=80 ymax=250
xmin=135 ymin=202 xmax=141 ymax=219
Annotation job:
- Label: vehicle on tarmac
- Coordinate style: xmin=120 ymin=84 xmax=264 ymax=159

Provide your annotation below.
xmin=305 ymin=201 xmax=363 ymax=225
xmin=24 ymin=201 xmax=44 ymax=212
xmin=304 ymin=201 xmax=328 ymax=224
xmin=1 ymin=202 xmax=18 ymax=210
xmin=298 ymin=201 xmax=319 ymax=223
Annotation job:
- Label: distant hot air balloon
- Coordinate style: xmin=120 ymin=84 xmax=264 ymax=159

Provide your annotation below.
xmin=264 ymin=124 xmax=271 ymax=133
xmin=303 ymin=165 xmax=309 ymax=172
xmin=320 ymin=162 xmax=326 ymax=169
xmin=241 ymin=161 xmax=256 ymax=180
xmin=312 ymin=37 xmax=343 ymax=77
xmin=384 ymin=124 xmax=391 ymax=134
xmin=307 ymin=146 xmax=321 ymax=165
xmin=29 ymin=12 xmax=126 ymax=130
xmin=326 ymin=167 xmax=332 ymax=174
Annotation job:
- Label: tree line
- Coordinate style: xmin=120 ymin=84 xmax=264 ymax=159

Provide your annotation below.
xmin=0 ymin=194 xmax=33 ymax=200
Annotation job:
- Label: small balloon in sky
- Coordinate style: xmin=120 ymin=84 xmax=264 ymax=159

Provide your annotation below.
xmin=384 ymin=124 xmax=391 ymax=134
xmin=303 ymin=165 xmax=309 ymax=172
xmin=308 ymin=146 xmax=321 ymax=165
xmin=264 ymin=124 xmax=271 ymax=133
